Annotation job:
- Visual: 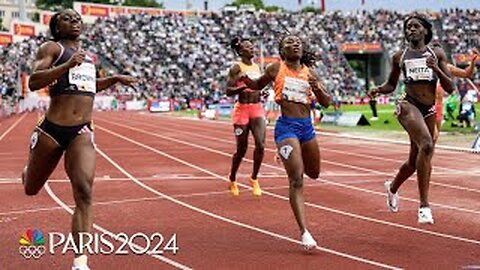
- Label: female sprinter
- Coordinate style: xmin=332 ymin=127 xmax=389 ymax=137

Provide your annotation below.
xmin=225 ymin=37 xmax=265 ymax=196
xmin=22 ymin=9 xmax=137 ymax=270
xmin=369 ymin=15 xmax=454 ymax=224
xmin=242 ymin=35 xmax=331 ymax=249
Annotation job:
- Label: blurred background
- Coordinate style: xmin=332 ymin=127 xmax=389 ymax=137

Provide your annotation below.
xmin=0 ymin=0 xmax=478 ymax=142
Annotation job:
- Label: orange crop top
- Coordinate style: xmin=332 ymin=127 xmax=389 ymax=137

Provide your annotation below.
xmin=273 ymin=62 xmax=312 ymax=104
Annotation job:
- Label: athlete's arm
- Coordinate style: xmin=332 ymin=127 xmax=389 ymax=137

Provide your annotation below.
xmin=225 ymin=64 xmax=247 ymax=96
xmin=308 ymin=68 xmax=331 ymax=108
xmin=368 ymin=51 xmax=402 ymax=97
xmin=241 ymin=62 xmax=279 ymax=90
xmin=448 ymin=51 xmax=478 ymax=78
xmin=431 ymin=47 xmax=455 ymax=94
xmin=97 ymin=75 xmax=137 ymax=92
xmin=29 ymin=42 xmax=84 ymax=91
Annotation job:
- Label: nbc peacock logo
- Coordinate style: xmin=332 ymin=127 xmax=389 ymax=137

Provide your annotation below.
xmin=19 ymin=229 xmax=46 ymax=259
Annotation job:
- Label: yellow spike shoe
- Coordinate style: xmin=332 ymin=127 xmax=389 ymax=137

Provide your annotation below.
xmin=229 ymin=181 xmax=240 ymax=196
xmin=250 ymin=178 xmax=262 ymax=196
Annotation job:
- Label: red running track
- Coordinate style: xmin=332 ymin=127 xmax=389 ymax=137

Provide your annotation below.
xmin=0 ymin=111 xmax=479 ymax=270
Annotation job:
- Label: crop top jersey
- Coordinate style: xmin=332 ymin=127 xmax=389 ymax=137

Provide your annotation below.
xmin=236 ymin=61 xmax=261 ymax=92
xmin=49 ymin=42 xmax=96 ymax=97
xmin=399 ymin=46 xmax=438 ymax=85
xmin=273 ymin=61 xmax=313 ymax=105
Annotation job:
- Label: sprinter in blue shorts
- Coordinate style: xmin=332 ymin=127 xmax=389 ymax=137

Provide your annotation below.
xmin=242 ymin=35 xmax=331 ymax=250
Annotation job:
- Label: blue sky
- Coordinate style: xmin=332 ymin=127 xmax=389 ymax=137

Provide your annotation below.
xmin=161 ymin=0 xmax=480 ymax=11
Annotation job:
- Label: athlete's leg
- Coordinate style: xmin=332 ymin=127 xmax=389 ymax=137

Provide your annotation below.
xmin=277 ymin=138 xmax=307 ymax=233
xmin=64 ymin=132 xmax=95 ymax=264
xmin=395 ymin=102 xmax=434 ymax=207
xmin=433 ymin=116 xmax=442 ymax=144
xmin=249 ymin=117 xmax=265 ymax=180
xmin=301 ymin=138 xmax=320 ymax=180
xmin=389 ymin=139 xmax=418 ymax=194
xmin=23 ymin=129 xmax=63 ymax=195
xmin=228 ymin=124 xmax=249 ymax=181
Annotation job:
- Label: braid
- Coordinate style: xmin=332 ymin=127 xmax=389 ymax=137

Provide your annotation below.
xmin=278 ymin=36 xmax=286 ymax=61
xmin=300 ymin=40 xmax=317 ymax=67
xmin=301 ymin=50 xmax=317 ymax=68
xmin=230 ymin=37 xmax=242 ymax=54
xmin=49 ymin=12 xmax=62 ymax=41
xmin=230 ymin=37 xmax=251 ymax=55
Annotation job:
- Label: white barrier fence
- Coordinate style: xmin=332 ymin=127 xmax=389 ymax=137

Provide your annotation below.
xmin=19 ymin=95 xmax=126 ymax=112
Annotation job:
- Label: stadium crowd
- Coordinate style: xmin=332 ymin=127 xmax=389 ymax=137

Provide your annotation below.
xmin=0 ymin=8 xmax=478 ymax=111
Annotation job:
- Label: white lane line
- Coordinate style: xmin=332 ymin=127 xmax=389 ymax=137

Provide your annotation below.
xmin=0 ymin=179 xmax=386 ymax=216
xmin=95 ymin=142 xmax=401 ymax=270
xmin=98 ymin=119 xmax=480 ymax=215
xmin=104 ymin=114 xmax=480 ymax=184
xmin=44 ymin=183 xmax=193 ymax=270
xmin=0 ymin=113 xmax=27 ymax=142
xmin=97 ymin=123 xmax=480 ymax=246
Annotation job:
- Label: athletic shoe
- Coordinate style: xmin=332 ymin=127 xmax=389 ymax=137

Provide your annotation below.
xmin=301 ymin=230 xmax=317 ymax=250
xmin=384 ymin=180 xmax=399 ymax=212
xmin=72 ymin=265 xmax=90 ymax=270
xmin=418 ymin=207 xmax=434 ymax=224
xmin=250 ymin=178 xmax=262 ymax=196
xmin=229 ymin=181 xmax=239 ymax=196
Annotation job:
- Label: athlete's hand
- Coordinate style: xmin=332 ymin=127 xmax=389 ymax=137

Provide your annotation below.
xmin=308 ymin=74 xmax=319 ymax=89
xmin=66 ymin=51 xmax=86 ymax=68
xmin=116 ymin=75 xmax=138 ymax=86
xmin=472 ymin=48 xmax=479 ymax=56
xmin=426 ymin=56 xmax=439 ymax=72
xmin=472 ymin=48 xmax=479 ymax=60
xmin=367 ymin=88 xmax=379 ymax=98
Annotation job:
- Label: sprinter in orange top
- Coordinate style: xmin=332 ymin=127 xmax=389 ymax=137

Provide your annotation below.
xmin=225 ymin=37 xmax=265 ymax=196
xmin=241 ymin=35 xmax=331 ymax=250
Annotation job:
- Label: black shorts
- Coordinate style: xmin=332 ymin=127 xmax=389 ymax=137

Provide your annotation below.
xmin=34 ymin=118 xmax=94 ymax=150
xmin=396 ymin=93 xmax=436 ymax=119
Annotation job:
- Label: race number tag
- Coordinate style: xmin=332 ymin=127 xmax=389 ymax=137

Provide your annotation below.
xmin=282 ymin=77 xmax=310 ymax=104
xmin=69 ymin=62 xmax=96 ymax=93
xmin=404 ymin=58 xmax=433 ymax=81
xmin=30 ymin=131 xmax=39 ymax=150
xmin=279 ymin=145 xmax=294 ymax=160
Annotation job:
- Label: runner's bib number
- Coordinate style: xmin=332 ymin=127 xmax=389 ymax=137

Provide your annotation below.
xmin=404 ymin=58 xmax=433 ymax=81
xmin=69 ymin=62 xmax=96 ymax=93
xmin=282 ymin=76 xmax=310 ymax=104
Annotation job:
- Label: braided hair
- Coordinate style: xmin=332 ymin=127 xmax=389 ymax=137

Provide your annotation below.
xmin=49 ymin=11 xmax=62 ymax=41
xmin=278 ymin=35 xmax=317 ymax=67
xmin=230 ymin=37 xmax=251 ymax=56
